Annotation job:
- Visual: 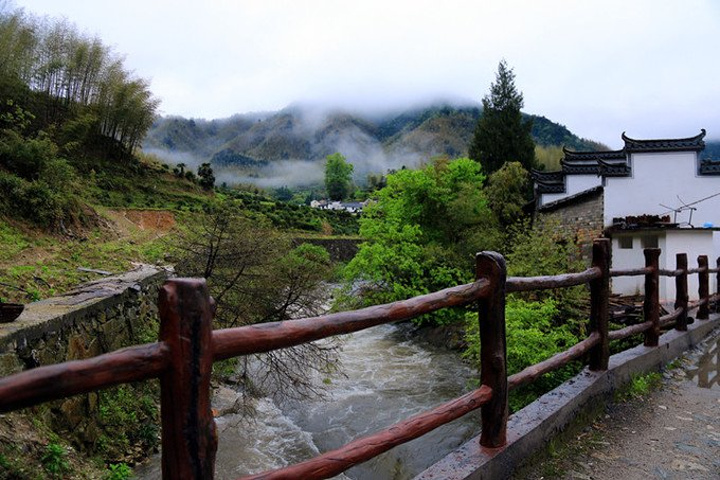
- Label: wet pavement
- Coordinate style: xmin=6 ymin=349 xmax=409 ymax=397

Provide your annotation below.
xmin=515 ymin=328 xmax=720 ymax=480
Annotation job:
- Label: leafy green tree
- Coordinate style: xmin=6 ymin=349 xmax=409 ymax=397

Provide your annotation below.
xmin=343 ymin=157 xmax=502 ymax=323
xmin=469 ymin=60 xmax=536 ymax=176
xmin=324 ymin=152 xmax=353 ymax=200
xmin=197 ymin=162 xmax=215 ymax=190
xmin=484 ymin=161 xmax=530 ymax=227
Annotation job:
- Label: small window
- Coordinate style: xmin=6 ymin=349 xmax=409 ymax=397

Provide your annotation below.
xmin=641 ymin=235 xmax=658 ymax=248
xmin=618 ymin=237 xmax=633 ymax=249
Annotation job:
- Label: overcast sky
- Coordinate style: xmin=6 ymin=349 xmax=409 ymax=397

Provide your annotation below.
xmin=12 ymin=0 xmax=720 ymax=148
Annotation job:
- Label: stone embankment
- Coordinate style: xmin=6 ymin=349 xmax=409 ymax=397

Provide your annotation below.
xmin=0 ymin=265 xmax=169 ymax=448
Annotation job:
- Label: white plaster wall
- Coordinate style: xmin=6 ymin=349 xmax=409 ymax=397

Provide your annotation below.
xmin=611 ymin=233 xmax=667 ymax=297
xmin=612 ymin=230 xmax=716 ymax=302
xmin=540 ymin=174 xmax=601 ymax=206
xmin=663 ymin=230 xmax=717 ymax=302
xmin=604 ymin=151 xmax=720 ymax=229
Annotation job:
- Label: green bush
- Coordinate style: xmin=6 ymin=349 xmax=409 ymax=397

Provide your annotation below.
xmin=41 ymin=443 xmax=70 ymax=478
xmin=464 ymin=298 xmax=581 ymax=411
xmin=104 ymin=462 xmax=134 ymax=480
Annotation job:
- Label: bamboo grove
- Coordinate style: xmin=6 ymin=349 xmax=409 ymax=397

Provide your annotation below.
xmin=0 ymin=5 xmax=158 ymax=153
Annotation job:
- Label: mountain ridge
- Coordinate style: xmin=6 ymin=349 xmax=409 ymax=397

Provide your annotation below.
xmin=143 ymin=103 xmax=607 ymax=187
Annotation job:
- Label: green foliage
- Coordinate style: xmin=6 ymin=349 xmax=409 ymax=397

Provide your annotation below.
xmin=222 ymin=188 xmax=358 ymax=235
xmin=469 ymin=60 xmax=537 ymax=176
xmin=324 ymin=152 xmax=354 ymax=200
xmin=197 ymin=162 xmax=215 ymax=190
xmin=97 ymin=384 xmax=159 ymax=461
xmin=484 ymin=161 xmax=530 ymax=227
xmin=41 ymin=443 xmax=70 ymax=478
xmin=534 ymin=144 xmax=563 ymax=171
xmin=343 ymin=157 xmax=501 ymax=324
xmin=464 ymin=298 xmax=581 ymax=411
xmin=104 ymin=462 xmax=133 ymax=480
xmin=505 ymin=219 xmax=588 ymax=323
xmin=615 ymin=372 xmax=662 ymax=401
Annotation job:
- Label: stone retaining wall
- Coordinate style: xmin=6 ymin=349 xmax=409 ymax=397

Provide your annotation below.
xmin=0 ymin=265 xmax=170 ymax=449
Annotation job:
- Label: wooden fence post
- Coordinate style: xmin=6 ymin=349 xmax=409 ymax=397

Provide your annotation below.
xmin=643 ymin=248 xmax=660 ymax=347
xmin=675 ymin=253 xmax=688 ymax=331
xmin=159 ymin=279 xmax=218 ymax=479
xmin=698 ymin=255 xmax=709 ymax=320
xmin=589 ymin=238 xmax=610 ymax=371
xmin=476 ymin=251 xmax=507 ymax=449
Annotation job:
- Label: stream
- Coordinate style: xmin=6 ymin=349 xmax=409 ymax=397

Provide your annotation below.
xmin=135 ymin=323 xmax=480 ymax=479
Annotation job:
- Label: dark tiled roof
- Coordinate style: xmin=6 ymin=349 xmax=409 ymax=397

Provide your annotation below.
xmin=699 ymin=159 xmax=720 ymax=175
xmin=598 ymin=159 xmax=631 ymax=177
xmin=531 ymin=169 xmax=566 ymax=194
xmin=537 ymin=186 xmax=603 ymax=212
xmin=562 ymin=147 xmax=626 ymax=162
xmin=622 ymin=129 xmax=706 ymax=153
xmin=560 ymin=159 xmax=601 ymax=175
xmin=534 ymin=129 xmax=710 ymax=201
xmin=531 ymin=170 xmax=564 ymax=182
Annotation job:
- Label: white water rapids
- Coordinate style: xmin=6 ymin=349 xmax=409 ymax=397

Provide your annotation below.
xmin=135 ymin=323 xmax=480 ymax=479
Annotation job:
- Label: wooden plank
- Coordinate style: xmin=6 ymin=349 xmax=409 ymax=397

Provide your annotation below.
xmin=477 ymin=251 xmax=508 ymax=449
xmin=213 ymin=278 xmax=491 ymax=360
xmin=239 ymin=386 xmax=493 ymax=480
xmin=0 ymin=342 xmax=168 ymax=412
xmin=159 ymin=279 xmax=217 ymax=479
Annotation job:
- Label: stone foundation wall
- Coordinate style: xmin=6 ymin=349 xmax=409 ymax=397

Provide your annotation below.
xmin=536 ymin=189 xmax=605 ymax=263
xmin=0 ymin=265 xmax=170 ymax=449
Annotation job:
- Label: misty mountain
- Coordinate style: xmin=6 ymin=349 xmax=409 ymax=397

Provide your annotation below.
xmin=143 ymin=103 xmax=602 ymax=187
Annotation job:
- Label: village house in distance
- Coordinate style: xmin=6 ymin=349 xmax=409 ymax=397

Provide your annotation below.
xmin=532 ymin=129 xmax=720 ymax=301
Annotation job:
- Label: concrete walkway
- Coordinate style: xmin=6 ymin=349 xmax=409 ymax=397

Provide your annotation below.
xmin=514 ymin=328 xmax=720 ymax=480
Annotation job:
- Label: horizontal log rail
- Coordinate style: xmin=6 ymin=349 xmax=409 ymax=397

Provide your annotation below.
xmin=508 ymin=332 xmax=600 ymax=390
xmin=213 ymin=278 xmax=492 ymax=359
xmin=610 ymin=266 xmax=653 ymax=277
xmin=0 ymin=241 xmax=717 ymax=480
xmin=506 ymin=267 xmax=601 ymax=292
xmin=659 ymin=307 xmax=684 ymax=328
xmin=240 ymin=385 xmax=493 ymax=480
xmin=608 ymin=320 xmax=652 ymax=341
xmin=0 ymin=342 xmax=169 ymax=412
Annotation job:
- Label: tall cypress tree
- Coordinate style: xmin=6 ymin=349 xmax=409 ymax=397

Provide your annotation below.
xmin=469 ymin=60 xmax=536 ymax=176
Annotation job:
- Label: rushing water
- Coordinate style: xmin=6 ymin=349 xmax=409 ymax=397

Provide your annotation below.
xmin=135 ymin=323 xmax=479 ymax=479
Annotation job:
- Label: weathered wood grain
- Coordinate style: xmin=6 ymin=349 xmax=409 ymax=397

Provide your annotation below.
xmin=477 ymin=251 xmax=508 ymax=449
xmin=0 ymin=342 xmax=168 ymax=412
xmin=508 ymin=332 xmax=601 ymax=390
xmin=213 ymin=278 xmax=491 ymax=359
xmin=159 ymin=279 xmax=218 ymax=480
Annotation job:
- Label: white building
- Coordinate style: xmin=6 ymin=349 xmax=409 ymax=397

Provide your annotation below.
xmin=533 ymin=130 xmax=719 ymax=301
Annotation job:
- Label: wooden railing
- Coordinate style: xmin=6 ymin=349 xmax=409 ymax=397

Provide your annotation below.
xmin=0 ymin=238 xmax=718 ymax=479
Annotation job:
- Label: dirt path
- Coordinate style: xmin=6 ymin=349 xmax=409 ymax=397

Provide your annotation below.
xmin=515 ymin=330 xmax=720 ymax=480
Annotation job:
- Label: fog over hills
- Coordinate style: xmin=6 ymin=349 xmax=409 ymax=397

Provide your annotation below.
xmin=142 ymin=102 xmax=606 ymax=188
